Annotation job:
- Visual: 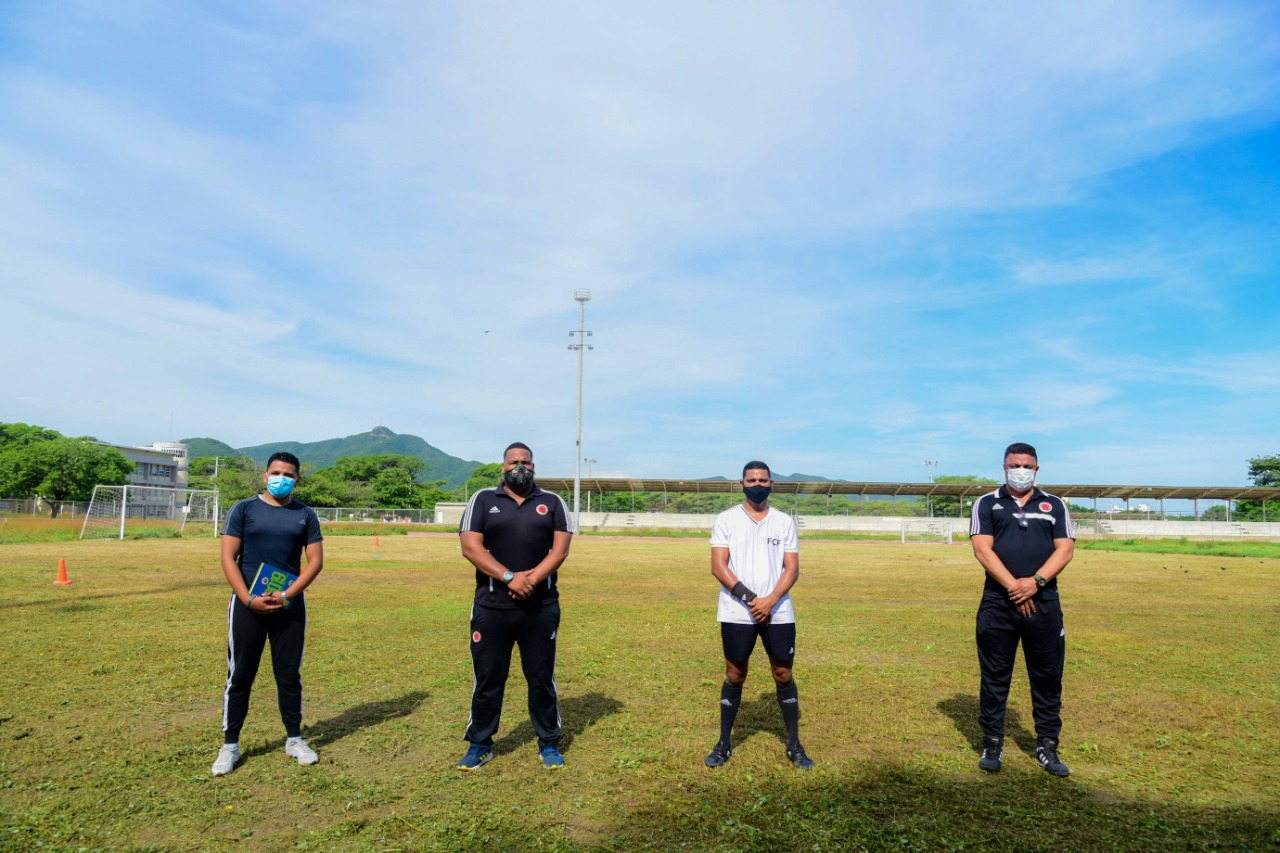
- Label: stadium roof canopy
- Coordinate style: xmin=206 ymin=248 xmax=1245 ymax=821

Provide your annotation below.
xmin=536 ymin=478 xmax=1280 ymax=503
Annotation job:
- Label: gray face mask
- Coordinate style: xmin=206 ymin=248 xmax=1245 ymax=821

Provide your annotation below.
xmin=1006 ymin=467 xmax=1036 ymax=492
xmin=504 ymin=463 xmax=534 ymax=489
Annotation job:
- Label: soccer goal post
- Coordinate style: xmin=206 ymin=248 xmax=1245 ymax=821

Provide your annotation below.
xmin=900 ymin=518 xmax=954 ymax=545
xmin=80 ymin=485 xmax=220 ymax=540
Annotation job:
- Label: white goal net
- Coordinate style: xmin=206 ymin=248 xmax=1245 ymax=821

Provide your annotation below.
xmin=80 ymin=485 xmax=220 ymax=540
xmin=901 ymin=518 xmax=954 ymax=545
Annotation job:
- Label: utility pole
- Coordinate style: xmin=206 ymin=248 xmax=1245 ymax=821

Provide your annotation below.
xmin=568 ymin=290 xmax=593 ymax=531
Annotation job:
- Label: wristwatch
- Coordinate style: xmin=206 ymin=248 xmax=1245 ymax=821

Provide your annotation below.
xmin=1033 ymin=574 xmax=1047 ymax=590
xmin=502 ymin=570 xmax=515 ymax=583
xmin=280 ymin=590 xmax=289 ymax=604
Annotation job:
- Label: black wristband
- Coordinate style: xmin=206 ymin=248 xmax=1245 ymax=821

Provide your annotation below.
xmin=731 ymin=582 xmax=757 ymax=603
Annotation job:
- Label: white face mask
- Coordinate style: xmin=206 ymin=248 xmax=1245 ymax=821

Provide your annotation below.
xmin=1006 ymin=467 xmax=1036 ymax=492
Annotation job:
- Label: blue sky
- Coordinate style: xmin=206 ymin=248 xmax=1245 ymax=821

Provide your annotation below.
xmin=2 ymin=1 xmax=1278 ymax=485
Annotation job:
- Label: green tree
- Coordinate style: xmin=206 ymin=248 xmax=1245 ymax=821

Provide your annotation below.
xmin=19 ymin=439 xmax=133 ymax=516
xmin=1235 ymin=454 xmax=1280 ymax=521
xmin=291 ymin=454 xmax=453 ymax=510
xmin=1247 ymin=455 xmax=1280 ymax=487
xmin=0 ymin=422 xmax=65 ymax=500
xmin=371 ymin=467 xmax=418 ymax=508
xmin=929 ymin=475 xmax=999 ymax=518
xmin=463 ymin=463 xmax=503 ymax=498
xmin=189 ymin=456 xmax=263 ymax=506
xmin=0 ymin=422 xmax=63 ymax=449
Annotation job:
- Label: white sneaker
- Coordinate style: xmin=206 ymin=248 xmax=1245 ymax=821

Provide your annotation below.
xmin=285 ymin=737 xmax=318 ymax=765
xmin=211 ymin=744 xmax=241 ymax=776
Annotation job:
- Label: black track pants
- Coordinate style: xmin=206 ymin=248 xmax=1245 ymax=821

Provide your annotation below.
xmin=464 ymin=602 xmax=561 ymax=748
xmin=222 ymin=595 xmax=307 ymax=743
xmin=976 ymin=594 xmax=1064 ymax=741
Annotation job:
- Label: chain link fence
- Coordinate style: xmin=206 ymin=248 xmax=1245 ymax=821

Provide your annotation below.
xmin=0 ymin=498 xmax=90 ymax=518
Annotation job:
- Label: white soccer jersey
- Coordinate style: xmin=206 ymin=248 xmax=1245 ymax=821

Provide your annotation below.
xmin=711 ymin=504 xmax=800 ymax=625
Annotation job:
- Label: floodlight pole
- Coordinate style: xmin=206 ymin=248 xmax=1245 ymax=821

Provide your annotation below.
xmin=924 ymin=460 xmax=938 ymax=518
xmin=569 ymin=290 xmax=593 ymax=531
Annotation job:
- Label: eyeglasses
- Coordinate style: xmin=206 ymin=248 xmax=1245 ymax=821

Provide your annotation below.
xmin=1014 ymin=507 xmax=1028 ymax=529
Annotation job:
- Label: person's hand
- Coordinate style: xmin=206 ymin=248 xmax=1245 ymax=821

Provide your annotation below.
xmin=1016 ymin=599 xmax=1037 ymax=618
xmin=749 ymin=595 xmax=774 ymax=623
xmin=247 ymin=594 xmax=283 ymax=614
xmin=1008 ymin=577 xmax=1038 ymax=605
xmin=508 ymin=572 xmax=535 ymax=600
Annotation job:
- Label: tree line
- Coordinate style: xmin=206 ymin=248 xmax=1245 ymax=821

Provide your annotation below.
xmin=0 ymin=423 xmax=133 ymax=517
xmin=3 ymin=422 xmax=1276 ymax=521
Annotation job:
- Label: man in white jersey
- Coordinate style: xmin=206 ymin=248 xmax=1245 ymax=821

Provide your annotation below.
xmin=704 ymin=461 xmax=814 ymax=770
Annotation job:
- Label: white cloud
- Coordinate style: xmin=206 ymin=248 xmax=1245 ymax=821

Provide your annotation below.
xmin=1 ymin=1 xmax=1277 ymax=479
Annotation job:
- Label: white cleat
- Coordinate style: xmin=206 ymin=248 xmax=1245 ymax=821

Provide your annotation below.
xmin=285 ymin=737 xmax=318 ymax=765
xmin=211 ymin=744 xmax=241 ymax=776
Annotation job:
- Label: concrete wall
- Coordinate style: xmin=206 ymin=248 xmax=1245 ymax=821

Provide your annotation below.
xmin=573 ymin=514 xmax=1280 ymax=539
xmin=420 ymin=505 xmax=1280 ymax=539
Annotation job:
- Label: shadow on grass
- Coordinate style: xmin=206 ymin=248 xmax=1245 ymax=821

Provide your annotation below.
xmin=243 ymin=691 xmax=430 ymax=758
xmin=491 ymin=691 xmax=623 ymax=757
xmin=0 ymin=579 xmax=227 ymax=611
xmin=938 ymin=693 xmax=1038 ymax=760
xmin=603 ymin=766 xmax=1280 ymax=852
xmin=726 ymin=689 xmax=789 ymax=750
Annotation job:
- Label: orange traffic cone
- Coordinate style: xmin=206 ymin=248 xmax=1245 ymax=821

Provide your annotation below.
xmin=375 ymin=536 xmax=380 ymax=548
xmin=54 ymin=558 xmax=72 ymax=586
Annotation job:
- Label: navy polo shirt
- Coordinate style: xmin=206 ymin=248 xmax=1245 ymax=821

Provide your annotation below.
xmin=459 ymin=483 xmax=573 ymax=609
xmin=970 ymin=486 xmax=1075 ymax=599
xmin=222 ymin=495 xmax=323 ymax=586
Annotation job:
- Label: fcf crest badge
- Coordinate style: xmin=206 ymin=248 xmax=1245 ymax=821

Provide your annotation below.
xmin=536 ymin=504 xmax=549 ymax=515
xmin=1039 ymin=501 xmax=1053 ymax=513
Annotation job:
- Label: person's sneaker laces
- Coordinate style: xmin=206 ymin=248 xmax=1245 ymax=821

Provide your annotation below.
xmin=211 ymin=744 xmax=241 ymax=776
xmin=285 ymin=737 xmax=318 ymax=766
xmin=456 ymin=743 xmax=493 ymax=771
xmin=978 ymin=736 xmax=1003 ymax=773
xmin=539 ymin=745 xmax=565 ymax=770
xmin=704 ymin=742 xmax=732 ymax=768
xmin=1036 ymin=738 xmax=1070 ymax=777
xmin=786 ymin=745 xmax=815 ymax=770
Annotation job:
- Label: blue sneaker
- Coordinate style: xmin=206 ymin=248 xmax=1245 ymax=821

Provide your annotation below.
xmin=456 ymin=743 xmax=492 ymax=771
xmin=539 ymin=745 xmax=564 ymax=770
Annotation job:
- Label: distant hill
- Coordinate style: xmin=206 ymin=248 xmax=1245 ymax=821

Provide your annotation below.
xmin=179 ymin=427 xmax=482 ymax=488
xmin=181 ymin=437 xmax=239 ymax=458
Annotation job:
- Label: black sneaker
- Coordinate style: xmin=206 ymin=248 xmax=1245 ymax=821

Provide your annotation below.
xmin=704 ymin=742 xmax=732 ymax=768
xmin=786 ymin=745 xmax=815 ymax=771
xmin=978 ymin=735 xmax=1003 ymax=773
xmin=1036 ymin=738 xmax=1070 ymax=777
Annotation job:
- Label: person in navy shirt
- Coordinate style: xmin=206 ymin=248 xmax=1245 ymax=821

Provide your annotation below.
xmin=969 ymin=442 xmax=1074 ymax=777
xmin=211 ymin=451 xmax=324 ymax=776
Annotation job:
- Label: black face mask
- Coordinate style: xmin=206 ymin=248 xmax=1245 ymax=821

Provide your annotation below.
xmin=504 ymin=464 xmax=534 ymax=489
xmin=743 ymin=484 xmax=771 ymax=504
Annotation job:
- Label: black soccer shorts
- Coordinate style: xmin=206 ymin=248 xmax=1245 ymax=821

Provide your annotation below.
xmin=720 ymin=620 xmax=796 ymax=663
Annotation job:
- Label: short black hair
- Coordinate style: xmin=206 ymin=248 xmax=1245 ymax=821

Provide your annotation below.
xmin=1004 ymin=442 xmax=1038 ymax=461
xmin=266 ymin=451 xmax=301 ymax=475
xmin=742 ymin=460 xmax=771 ymax=478
xmin=504 ymin=442 xmax=532 ymax=459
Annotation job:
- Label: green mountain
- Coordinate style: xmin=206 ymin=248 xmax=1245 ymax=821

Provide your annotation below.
xmin=180 ymin=427 xmax=482 ymax=488
xmin=181 ymin=437 xmax=239 ymax=458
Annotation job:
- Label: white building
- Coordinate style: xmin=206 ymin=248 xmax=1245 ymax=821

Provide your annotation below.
xmin=93 ymin=440 xmax=191 ymax=517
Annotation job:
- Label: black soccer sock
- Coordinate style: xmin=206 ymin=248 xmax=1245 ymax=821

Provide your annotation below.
xmin=776 ymin=681 xmax=801 ymax=750
xmin=719 ymin=682 xmax=743 ymax=746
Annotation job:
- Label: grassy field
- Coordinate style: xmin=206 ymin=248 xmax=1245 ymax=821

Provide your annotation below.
xmin=1 ymin=534 xmax=1277 ymax=852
